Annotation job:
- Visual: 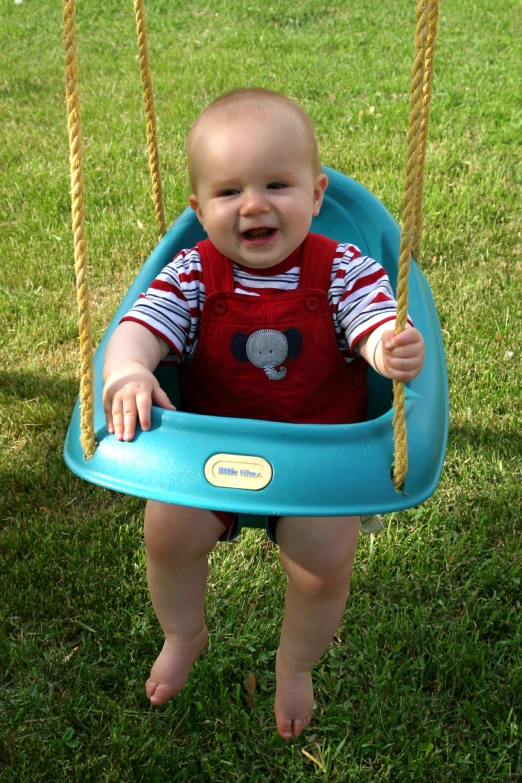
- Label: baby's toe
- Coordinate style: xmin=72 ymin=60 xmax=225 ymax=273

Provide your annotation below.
xmin=292 ymin=718 xmax=305 ymax=737
xmin=146 ymin=680 xmax=176 ymax=706
xmin=276 ymin=714 xmax=294 ymax=740
xmin=145 ymin=679 xmax=157 ymax=699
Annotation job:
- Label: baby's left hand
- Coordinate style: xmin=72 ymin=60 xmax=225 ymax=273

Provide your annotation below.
xmin=381 ymin=327 xmax=425 ymax=382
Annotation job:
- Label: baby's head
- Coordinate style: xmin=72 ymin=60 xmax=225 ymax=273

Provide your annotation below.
xmin=186 ymin=88 xmax=328 ymax=269
xmin=187 ymin=88 xmax=321 ymax=190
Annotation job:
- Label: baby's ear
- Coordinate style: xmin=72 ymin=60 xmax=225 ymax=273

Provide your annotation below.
xmin=188 ymin=194 xmax=205 ymax=227
xmin=312 ymin=172 xmax=328 ymax=216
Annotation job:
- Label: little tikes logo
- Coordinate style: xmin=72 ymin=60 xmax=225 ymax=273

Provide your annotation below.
xmin=204 ymin=454 xmax=272 ymax=490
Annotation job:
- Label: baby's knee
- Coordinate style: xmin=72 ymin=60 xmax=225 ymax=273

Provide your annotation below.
xmin=304 ymin=562 xmax=353 ymax=596
xmin=285 ymin=553 xmax=354 ymax=597
xmin=144 ymin=501 xmax=185 ymax=558
xmin=281 ymin=534 xmax=357 ymax=596
xmin=144 ymin=501 xmax=219 ymax=561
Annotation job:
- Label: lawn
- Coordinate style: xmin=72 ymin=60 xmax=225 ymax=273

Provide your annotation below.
xmin=0 ymin=0 xmax=521 ymax=780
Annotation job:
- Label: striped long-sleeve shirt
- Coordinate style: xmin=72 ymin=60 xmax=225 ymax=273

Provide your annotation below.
xmin=122 ymin=239 xmax=403 ymax=364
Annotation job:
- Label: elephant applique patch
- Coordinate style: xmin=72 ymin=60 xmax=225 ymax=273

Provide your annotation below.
xmin=231 ymin=328 xmax=303 ymax=380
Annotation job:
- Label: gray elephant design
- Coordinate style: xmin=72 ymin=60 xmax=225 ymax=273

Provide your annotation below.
xmin=231 ymin=328 xmax=303 ymax=380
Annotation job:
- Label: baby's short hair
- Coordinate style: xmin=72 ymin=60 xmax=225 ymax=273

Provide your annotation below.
xmin=186 ymin=88 xmax=321 ymax=191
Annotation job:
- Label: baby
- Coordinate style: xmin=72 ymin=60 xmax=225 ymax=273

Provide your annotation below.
xmin=103 ymin=88 xmax=425 ymax=739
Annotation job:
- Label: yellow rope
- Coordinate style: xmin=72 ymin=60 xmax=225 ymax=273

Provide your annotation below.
xmin=412 ymin=0 xmax=440 ymax=262
xmin=63 ymin=0 xmax=96 ymax=460
xmin=392 ymin=0 xmax=434 ymax=490
xmin=134 ymin=0 xmax=166 ymax=240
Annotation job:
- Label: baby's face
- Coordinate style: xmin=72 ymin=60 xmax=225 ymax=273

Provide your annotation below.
xmin=188 ymin=106 xmax=327 ymax=269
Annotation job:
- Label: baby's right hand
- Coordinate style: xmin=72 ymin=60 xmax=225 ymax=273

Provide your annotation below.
xmin=102 ymin=362 xmax=176 ymax=441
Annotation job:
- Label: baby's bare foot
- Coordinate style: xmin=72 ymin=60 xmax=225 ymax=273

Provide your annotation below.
xmin=146 ymin=627 xmax=208 ymax=705
xmin=274 ymin=650 xmax=314 ymax=739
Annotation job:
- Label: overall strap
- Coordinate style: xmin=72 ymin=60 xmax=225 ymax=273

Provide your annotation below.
xmin=298 ymin=232 xmax=339 ymax=292
xmin=197 ymin=239 xmax=234 ymax=295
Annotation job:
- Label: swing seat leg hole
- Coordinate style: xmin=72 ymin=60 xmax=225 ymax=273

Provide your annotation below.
xmin=390 ymin=465 xmax=406 ymax=495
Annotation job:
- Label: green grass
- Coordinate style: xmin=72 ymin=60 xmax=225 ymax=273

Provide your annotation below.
xmin=1 ymin=0 xmax=521 ymax=780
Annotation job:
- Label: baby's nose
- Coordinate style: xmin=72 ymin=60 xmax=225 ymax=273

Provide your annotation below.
xmin=240 ymin=190 xmax=270 ymax=215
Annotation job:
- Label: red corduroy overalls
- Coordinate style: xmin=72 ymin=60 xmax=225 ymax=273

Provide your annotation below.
xmin=177 ymin=232 xmax=369 ymax=539
xmin=178 ymin=232 xmax=368 ymax=425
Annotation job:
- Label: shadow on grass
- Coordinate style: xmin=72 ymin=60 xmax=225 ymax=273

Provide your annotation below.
xmin=448 ymin=422 xmax=522 ymax=452
xmin=0 ymin=369 xmax=78 ymax=403
xmin=0 ymin=369 xmax=91 ymax=521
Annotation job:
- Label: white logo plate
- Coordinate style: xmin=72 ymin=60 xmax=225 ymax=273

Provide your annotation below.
xmin=204 ymin=454 xmax=273 ymax=490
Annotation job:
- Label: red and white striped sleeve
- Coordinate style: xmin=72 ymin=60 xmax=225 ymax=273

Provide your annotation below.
xmin=329 ymin=242 xmax=409 ymax=354
xmin=120 ymin=247 xmax=205 ymax=362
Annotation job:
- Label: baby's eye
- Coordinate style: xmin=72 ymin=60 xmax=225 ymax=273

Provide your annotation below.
xmin=267 ymin=182 xmax=287 ymax=190
xmin=217 ymin=189 xmax=239 ymax=197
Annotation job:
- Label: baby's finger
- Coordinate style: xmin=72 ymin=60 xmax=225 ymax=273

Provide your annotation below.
xmin=151 ymin=385 xmax=176 ymax=411
xmin=122 ymin=402 xmax=139 ymax=441
xmin=103 ymin=389 xmax=116 ymax=434
xmin=380 ymin=329 xmax=395 ymax=348
xmin=136 ymin=390 xmax=153 ymax=433
xmin=385 ymin=355 xmax=424 ymax=382
xmin=385 ymin=342 xmax=422 ymax=360
xmin=110 ymin=401 xmax=126 ymax=441
xmin=103 ymin=404 xmax=114 ymax=435
xmin=385 ymin=327 xmax=422 ymax=350
xmin=386 ymin=367 xmax=417 ymax=383
xmin=386 ymin=355 xmax=420 ymax=373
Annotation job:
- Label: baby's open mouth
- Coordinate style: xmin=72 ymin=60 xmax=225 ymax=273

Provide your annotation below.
xmin=241 ymin=227 xmax=276 ymax=240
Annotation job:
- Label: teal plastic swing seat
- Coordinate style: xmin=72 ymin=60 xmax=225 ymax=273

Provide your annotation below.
xmin=64 ymin=168 xmax=448 ymax=522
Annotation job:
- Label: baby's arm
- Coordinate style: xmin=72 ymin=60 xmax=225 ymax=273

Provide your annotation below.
xmin=358 ymin=321 xmax=425 ymax=381
xmin=103 ymin=321 xmax=176 ymax=441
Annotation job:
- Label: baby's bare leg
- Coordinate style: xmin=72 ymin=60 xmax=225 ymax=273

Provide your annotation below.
xmin=143 ymin=501 xmax=224 ymax=705
xmin=275 ymin=516 xmax=359 ymax=739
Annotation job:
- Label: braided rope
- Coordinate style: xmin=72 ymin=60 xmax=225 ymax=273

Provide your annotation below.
xmin=412 ymin=0 xmax=440 ymax=262
xmin=392 ymin=0 xmax=431 ymax=490
xmin=63 ymin=0 xmax=96 ymax=460
xmin=134 ymin=0 xmax=166 ymax=239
